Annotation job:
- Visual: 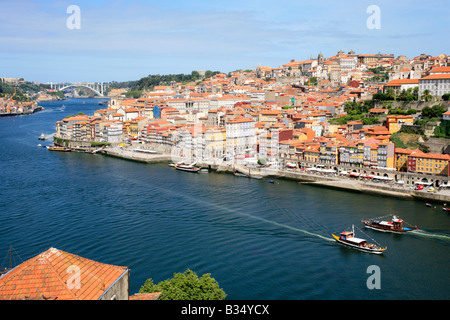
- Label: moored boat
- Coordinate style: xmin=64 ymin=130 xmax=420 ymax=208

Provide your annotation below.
xmin=362 ymin=215 xmax=418 ymax=233
xmin=175 ymin=164 xmax=200 ymax=173
xmin=47 ymin=145 xmax=72 ymax=152
xmin=38 ymin=133 xmax=45 ymax=140
xmin=332 ymin=225 xmax=386 ymax=254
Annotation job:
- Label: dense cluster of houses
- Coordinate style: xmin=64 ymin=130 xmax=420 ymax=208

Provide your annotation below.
xmin=55 ymin=51 xmax=450 ymax=176
xmin=0 ymin=97 xmax=38 ymax=115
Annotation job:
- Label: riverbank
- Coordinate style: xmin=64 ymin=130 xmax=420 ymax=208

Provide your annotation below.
xmin=96 ymin=146 xmax=450 ymax=204
xmin=258 ymin=167 xmax=450 ymax=204
xmin=0 ymin=105 xmax=44 ymax=117
xmin=100 ymin=146 xmax=171 ymax=163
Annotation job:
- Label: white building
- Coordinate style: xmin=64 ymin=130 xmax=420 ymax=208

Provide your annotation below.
xmin=418 ymin=66 xmax=450 ymax=98
xmin=338 ymin=56 xmax=357 ymax=73
xmin=225 ymin=116 xmax=256 ymax=156
xmin=103 ymin=122 xmax=123 ymax=143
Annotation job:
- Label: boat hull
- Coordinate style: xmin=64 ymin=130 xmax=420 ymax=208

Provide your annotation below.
xmin=175 ymin=166 xmax=200 ymax=173
xmin=362 ymin=221 xmax=417 ymax=234
xmin=332 ymin=234 xmax=386 ymax=254
xmin=48 ymin=147 xmax=71 ymax=152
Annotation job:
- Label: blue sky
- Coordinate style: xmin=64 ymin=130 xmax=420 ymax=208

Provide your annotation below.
xmin=1 ymin=0 xmax=448 ymax=83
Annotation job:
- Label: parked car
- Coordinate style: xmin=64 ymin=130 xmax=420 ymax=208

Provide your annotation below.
xmin=415 ymin=185 xmax=424 ymax=190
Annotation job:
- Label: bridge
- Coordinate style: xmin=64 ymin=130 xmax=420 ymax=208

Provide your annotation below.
xmin=49 ymin=82 xmax=110 ymax=97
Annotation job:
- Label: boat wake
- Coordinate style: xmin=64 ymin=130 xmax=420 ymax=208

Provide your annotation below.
xmin=409 ymin=229 xmax=450 ymax=241
xmin=139 ymin=178 xmax=335 ymax=243
xmin=185 ymin=193 xmax=334 ymax=243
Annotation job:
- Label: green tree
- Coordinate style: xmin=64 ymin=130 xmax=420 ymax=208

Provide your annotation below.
xmin=421 ymin=89 xmax=432 ymax=102
xmin=422 ymin=104 xmax=446 ymax=118
xmin=386 ymin=88 xmax=396 ymax=100
xmin=139 ymin=269 xmax=227 ymax=300
xmin=372 ymin=92 xmax=389 ymax=101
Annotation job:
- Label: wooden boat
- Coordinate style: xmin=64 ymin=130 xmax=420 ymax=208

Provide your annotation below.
xmin=47 ymin=146 xmax=72 ymax=152
xmin=362 ymin=215 xmax=418 ymax=234
xmin=175 ymin=164 xmax=200 ymax=173
xmin=332 ymin=225 xmax=386 ymax=254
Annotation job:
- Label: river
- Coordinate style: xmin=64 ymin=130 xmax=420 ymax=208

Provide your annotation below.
xmin=0 ymin=98 xmax=449 ymax=300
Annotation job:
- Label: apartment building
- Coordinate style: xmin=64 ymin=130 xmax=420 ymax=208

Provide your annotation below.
xmin=203 ymin=126 xmax=226 ymax=159
xmin=225 ymin=116 xmax=256 ymax=155
xmin=386 ymin=115 xmax=414 ymax=134
xmin=407 ymin=150 xmax=450 ymax=176
xmin=417 ymin=66 xmax=450 ymax=98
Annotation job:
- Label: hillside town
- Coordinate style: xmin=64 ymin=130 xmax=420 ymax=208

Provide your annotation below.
xmin=0 ymin=96 xmax=42 ymax=116
xmin=54 ymin=51 xmax=450 ymax=178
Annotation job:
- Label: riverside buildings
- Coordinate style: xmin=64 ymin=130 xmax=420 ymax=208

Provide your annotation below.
xmin=54 ymin=50 xmax=450 ymax=177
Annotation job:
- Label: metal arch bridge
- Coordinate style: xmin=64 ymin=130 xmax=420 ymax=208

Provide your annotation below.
xmin=49 ymin=82 xmax=110 ymax=97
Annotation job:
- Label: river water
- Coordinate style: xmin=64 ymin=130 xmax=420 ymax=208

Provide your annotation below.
xmin=0 ymin=98 xmax=449 ymax=300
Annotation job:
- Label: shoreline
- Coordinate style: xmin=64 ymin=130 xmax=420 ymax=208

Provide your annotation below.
xmin=97 ymin=146 xmax=450 ymax=204
xmin=0 ymin=105 xmax=44 ymax=117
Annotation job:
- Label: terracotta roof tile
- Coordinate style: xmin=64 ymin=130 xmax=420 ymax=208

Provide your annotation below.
xmin=0 ymin=248 xmax=128 ymax=300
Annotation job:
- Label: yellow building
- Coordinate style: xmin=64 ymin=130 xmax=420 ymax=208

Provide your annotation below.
xmin=304 ymin=144 xmax=320 ymax=163
xmin=395 ymin=148 xmax=415 ymax=172
xmin=258 ymin=110 xmax=282 ymax=123
xmin=396 ymin=148 xmax=450 ymax=176
xmin=411 ymin=151 xmax=450 ymax=176
xmin=204 ymin=126 xmax=226 ymax=158
xmin=386 ymin=115 xmax=414 ymax=134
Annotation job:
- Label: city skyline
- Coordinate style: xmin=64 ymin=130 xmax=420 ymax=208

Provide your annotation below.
xmin=1 ymin=0 xmax=449 ymax=83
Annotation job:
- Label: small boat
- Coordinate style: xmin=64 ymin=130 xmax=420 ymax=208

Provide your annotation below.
xmin=47 ymin=146 xmax=72 ymax=152
xmin=38 ymin=133 xmax=45 ymax=140
xmin=426 ymin=203 xmax=432 ymax=207
xmin=443 ymin=207 xmax=450 ymax=212
xmin=175 ymin=164 xmax=200 ymax=173
xmin=268 ymin=180 xmax=275 ymax=184
xmin=332 ymin=225 xmax=386 ymax=254
xmin=362 ymin=215 xmax=418 ymax=234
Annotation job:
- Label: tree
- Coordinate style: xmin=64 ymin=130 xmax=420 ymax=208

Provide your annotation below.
xmin=422 ymin=105 xmax=446 ymax=118
xmin=421 ymin=89 xmax=432 ymax=102
xmin=386 ymin=88 xmax=396 ymax=100
xmin=139 ymin=269 xmax=227 ymax=300
xmin=372 ymin=92 xmax=389 ymax=101
xmin=442 ymin=93 xmax=450 ymax=101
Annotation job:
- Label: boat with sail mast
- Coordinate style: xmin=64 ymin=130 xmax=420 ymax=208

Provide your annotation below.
xmin=332 ymin=225 xmax=387 ymax=254
xmin=362 ymin=215 xmax=418 ymax=233
xmin=0 ymin=246 xmax=22 ymax=276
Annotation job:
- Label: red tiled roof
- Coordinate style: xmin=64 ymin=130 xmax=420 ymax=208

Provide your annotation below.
xmin=384 ymin=79 xmax=419 ymax=86
xmin=129 ymin=292 xmax=162 ymax=300
xmin=0 ymin=248 xmax=128 ymax=300
xmin=420 ymin=74 xmax=450 ymax=80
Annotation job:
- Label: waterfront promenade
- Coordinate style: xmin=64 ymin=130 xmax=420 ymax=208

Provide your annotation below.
xmin=99 ymin=145 xmax=450 ymax=204
xmin=101 ymin=146 xmax=171 ymax=163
